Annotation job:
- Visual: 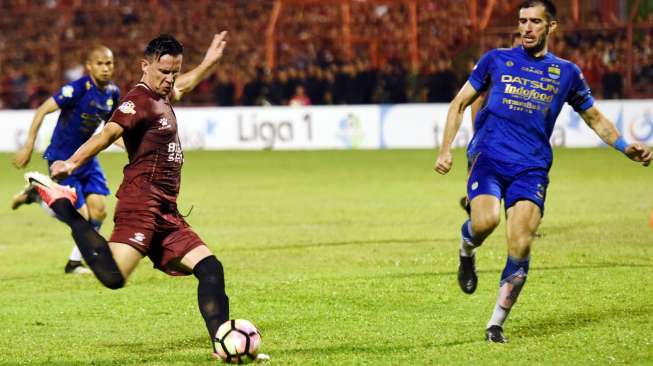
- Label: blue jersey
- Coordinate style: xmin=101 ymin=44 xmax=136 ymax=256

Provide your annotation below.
xmin=467 ymin=46 xmax=594 ymax=169
xmin=44 ymin=75 xmax=120 ymax=161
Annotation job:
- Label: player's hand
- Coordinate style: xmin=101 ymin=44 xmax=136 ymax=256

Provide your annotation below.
xmin=13 ymin=144 xmax=33 ymax=169
xmin=50 ymin=160 xmax=75 ymax=180
xmin=624 ymin=143 xmax=652 ymax=167
xmin=434 ymin=150 xmax=453 ymax=174
xmin=201 ymin=31 xmax=227 ymax=67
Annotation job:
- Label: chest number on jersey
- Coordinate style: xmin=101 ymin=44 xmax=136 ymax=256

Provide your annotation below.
xmin=167 ymin=142 xmax=183 ymax=163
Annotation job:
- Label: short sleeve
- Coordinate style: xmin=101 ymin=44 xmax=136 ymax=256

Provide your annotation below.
xmin=110 ymin=88 xmax=121 ymax=115
xmin=52 ymin=78 xmax=86 ymax=109
xmin=468 ymin=50 xmax=495 ymax=92
xmin=566 ymin=64 xmax=594 ymax=112
xmin=110 ymin=98 xmax=141 ymax=131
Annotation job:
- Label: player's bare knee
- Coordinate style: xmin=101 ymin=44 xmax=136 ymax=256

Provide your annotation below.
xmin=87 ymin=204 xmax=107 ymax=222
xmin=472 ymin=214 xmax=500 ymax=235
xmin=508 ymin=237 xmax=532 ymax=258
xmin=91 ymin=208 xmax=107 ymax=222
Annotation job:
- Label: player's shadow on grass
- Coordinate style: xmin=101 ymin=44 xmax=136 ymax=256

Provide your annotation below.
xmin=364 ymin=262 xmax=653 ymax=280
xmin=279 ymin=337 xmax=480 ymax=358
xmin=247 ymin=238 xmax=449 ymax=251
xmin=35 ymin=337 xmax=213 ymax=365
xmin=512 ymin=304 xmax=649 ymax=339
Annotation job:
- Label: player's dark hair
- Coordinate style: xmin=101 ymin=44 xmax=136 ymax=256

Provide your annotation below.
xmin=519 ymin=0 xmax=557 ymax=21
xmin=144 ymin=34 xmax=184 ymax=61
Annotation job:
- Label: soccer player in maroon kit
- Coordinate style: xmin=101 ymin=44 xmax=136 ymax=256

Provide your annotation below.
xmin=25 ymin=33 xmax=235 ymax=357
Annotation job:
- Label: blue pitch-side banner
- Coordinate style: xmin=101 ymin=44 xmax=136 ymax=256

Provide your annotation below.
xmin=1 ymin=101 xmax=652 ymax=152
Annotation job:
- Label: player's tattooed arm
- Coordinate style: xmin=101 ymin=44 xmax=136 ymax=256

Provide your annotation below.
xmin=13 ymin=97 xmax=60 ymax=169
xmin=434 ymin=82 xmax=480 ymax=175
xmin=51 ymin=122 xmax=124 ymax=179
xmin=579 ymin=106 xmax=620 ymax=145
xmin=173 ymin=31 xmax=227 ymax=102
xmin=580 ymin=106 xmax=652 ymax=166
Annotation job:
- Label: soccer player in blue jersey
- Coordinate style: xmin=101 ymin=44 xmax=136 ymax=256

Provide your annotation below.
xmin=12 ymin=46 xmax=121 ymax=274
xmin=434 ymin=0 xmax=652 ymax=343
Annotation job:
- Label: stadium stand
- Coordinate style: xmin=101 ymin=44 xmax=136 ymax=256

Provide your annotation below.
xmin=0 ymin=0 xmax=651 ymax=108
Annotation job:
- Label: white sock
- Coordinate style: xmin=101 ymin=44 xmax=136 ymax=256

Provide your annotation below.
xmin=487 ymin=274 xmax=526 ymax=329
xmin=460 ymin=239 xmax=476 ymax=257
xmin=487 ymin=303 xmax=510 ymax=328
xmin=69 ymin=245 xmax=83 ymax=261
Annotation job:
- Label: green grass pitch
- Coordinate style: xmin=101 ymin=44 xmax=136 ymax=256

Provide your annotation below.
xmin=0 ymin=149 xmax=651 ymax=365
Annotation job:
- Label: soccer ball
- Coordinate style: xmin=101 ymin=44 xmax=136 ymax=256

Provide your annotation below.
xmin=214 ymin=319 xmax=261 ymax=364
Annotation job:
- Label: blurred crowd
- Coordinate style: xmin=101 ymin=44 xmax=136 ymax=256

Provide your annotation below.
xmin=0 ymin=0 xmax=651 ymax=109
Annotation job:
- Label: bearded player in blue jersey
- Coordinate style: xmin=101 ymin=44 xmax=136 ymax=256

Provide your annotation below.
xmin=434 ymin=0 xmax=652 ymax=343
xmin=12 ymin=46 xmax=121 ymax=274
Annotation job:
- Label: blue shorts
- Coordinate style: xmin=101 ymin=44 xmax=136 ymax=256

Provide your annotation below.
xmin=467 ymin=154 xmax=549 ymax=215
xmin=47 ymin=158 xmax=110 ymax=209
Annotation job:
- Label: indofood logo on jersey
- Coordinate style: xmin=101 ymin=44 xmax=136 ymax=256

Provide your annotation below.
xmin=547 ymin=65 xmax=561 ymax=80
xmin=336 ymin=113 xmax=365 ymax=148
xmin=501 ymin=75 xmax=557 ymax=102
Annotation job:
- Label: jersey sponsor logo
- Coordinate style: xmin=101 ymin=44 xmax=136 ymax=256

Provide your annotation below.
xmin=118 ymin=101 xmax=136 ymax=115
xmin=520 ymin=66 xmax=543 ymax=75
xmin=500 ymin=75 xmax=559 ymax=94
xmin=547 ymin=65 xmax=561 ymax=80
xmin=158 ymin=117 xmax=171 ymax=130
xmin=503 ymin=84 xmax=554 ymax=103
xmin=128 ymin=232 xmax=146 ymax=245
xmin=61 ymin=85 xmax=74 ymax=98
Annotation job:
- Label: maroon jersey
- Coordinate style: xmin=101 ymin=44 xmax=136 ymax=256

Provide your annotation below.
xmin=109 ymin=83 xmax=183 ymax=205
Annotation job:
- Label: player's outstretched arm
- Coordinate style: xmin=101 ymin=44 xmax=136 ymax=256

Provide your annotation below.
xmin=172 ymin=31 xmax=227 ymax=102
xmin=579 ymin=106 xmax=652 ymax=166
xmin=50 ymin=122 xmax=124 ymax=180
xmin=434 ymin=81 xmax=480 ymax=175
xmin=13 ymin=97 xmax=60 ymax=169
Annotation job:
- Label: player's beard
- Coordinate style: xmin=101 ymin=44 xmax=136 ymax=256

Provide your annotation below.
xmin=523 ymin=30 xmax=547 ymax=56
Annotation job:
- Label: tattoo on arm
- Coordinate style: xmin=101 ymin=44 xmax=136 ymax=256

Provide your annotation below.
xmin=582 ymin=109 xmax=617 ymax=144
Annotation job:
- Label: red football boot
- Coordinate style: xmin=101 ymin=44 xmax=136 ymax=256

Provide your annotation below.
xmin=25 ymin=172 xmax=77 ymax=207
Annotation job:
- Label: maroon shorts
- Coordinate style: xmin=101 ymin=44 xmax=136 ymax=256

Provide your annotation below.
xmin=110 ymin=199 xmax=204 ymax=276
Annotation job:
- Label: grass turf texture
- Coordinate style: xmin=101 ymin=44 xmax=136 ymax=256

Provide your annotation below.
xmin=0 ymin=149 xmax=651 ymax=365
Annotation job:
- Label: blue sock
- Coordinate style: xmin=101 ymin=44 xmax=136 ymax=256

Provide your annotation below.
xmin=461 ymin=219 xmax=483 ymax=247
xmin=89 ymin=219 xmax=103 ymax=233
xmin=500 ymin=256 xmax=530 ymax=286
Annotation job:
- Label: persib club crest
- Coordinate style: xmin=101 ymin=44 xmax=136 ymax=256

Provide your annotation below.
xmin=61 ymin=85 xmax=74 ymax=98
xmin=118 ymin=101 xmax=136 ymax=115
xmin=548 ymin=65 xmax=561 ymax=80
